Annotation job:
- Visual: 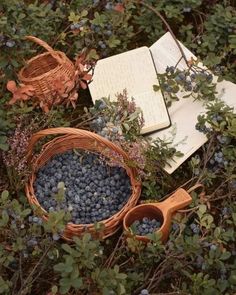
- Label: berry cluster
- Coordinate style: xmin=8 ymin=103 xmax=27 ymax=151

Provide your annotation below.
xmin=70 ymin=20 xmax=86 ymax=31
xmin=131 ymin=217 xmax=161 ymax=236
xmin=34 ymin=150 xmax=131 ymax=224
xmin=90 ymin=23 xmax=113 ymax=44
xmin=190 ymin=223 xmax=200 ymax=234
xmin=156 ymin=65 xmax=215 ymax=108
xmin=209 ymin=150 xmax=228 ymax=169
xmin=89 ymin=100 xmax=122 ymax=141
xmin=90 ymin=116 xmax=120 ymax=141
xmin=0 ymin=34 xmax=16 ymax=48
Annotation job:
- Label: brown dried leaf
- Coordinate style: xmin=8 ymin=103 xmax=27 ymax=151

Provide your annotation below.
xmin=6 ymin=80 xmax=17 ymax=93
xmin=82 ymin=73 xmax=92 ymax=81
xmin=79 ymin=80 xmax=87 ymax=89
xmin=114 ymin=3 xmax=125 ymax=13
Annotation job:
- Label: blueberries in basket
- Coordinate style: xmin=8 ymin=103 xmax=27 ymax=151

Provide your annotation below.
xmin=131 ymin=217 xmax=161 ymax=236
xmin=33 ymin=150 xmax=131 ymax=225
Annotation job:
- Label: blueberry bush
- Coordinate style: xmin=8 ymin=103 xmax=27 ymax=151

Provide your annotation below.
xmin=0 ymin=1 xmax=236 ymax=295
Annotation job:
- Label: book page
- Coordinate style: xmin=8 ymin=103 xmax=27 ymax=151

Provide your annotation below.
xmin=88 ymin=47 xmax=170 ymax=133
xmin=149 ymin=32 xmax=236 ymax=174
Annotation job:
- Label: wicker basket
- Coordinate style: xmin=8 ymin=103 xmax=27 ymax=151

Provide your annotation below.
xmin=17 ymin=36 xmax=76 ymax=111
xmin=25 ymin=128 xmax=142 ymax=240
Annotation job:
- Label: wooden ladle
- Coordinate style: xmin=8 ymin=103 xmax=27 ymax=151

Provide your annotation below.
xmin=123 ymin=188 xmax=192 ymax=243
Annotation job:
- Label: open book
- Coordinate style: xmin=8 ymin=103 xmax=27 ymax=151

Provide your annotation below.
xmin=88 ymin=46 xmax=171 ymax=134
xmin=89 ymin=32 xmax=236 ymax=174
xmin=149 ymin=32 xmax=236 ymax=173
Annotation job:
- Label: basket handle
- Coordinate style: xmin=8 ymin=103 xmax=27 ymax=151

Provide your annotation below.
xmin=26 ymin=127 xmax=131 ymax=164
xmin=25 ymin=36 xmax=63 ymax=64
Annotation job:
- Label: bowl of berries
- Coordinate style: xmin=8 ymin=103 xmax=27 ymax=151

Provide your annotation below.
xmin=123 ymin=188 xmax=192 ymax=243
xmin=25 ymin=127 xmax=141 ymax=240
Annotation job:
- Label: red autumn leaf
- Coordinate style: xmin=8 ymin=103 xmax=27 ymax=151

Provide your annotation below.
xmin=82 ymin=73 xmax=93 ymax=81
xmin=40 ymin=101 xmax=49 ymax=113
xmin=64 ymin=79 xmax=75 ymax=93
xmin=7 ymin=81 xmax=35 ymax=105
xmin=20 ymin=84 xmax=35 ymax=96
xmin=78 ymin=63 xmax=84 ymax=72
xmin=114 ymin=3 xmax=125 ymax=13
xmin=7 ymin=80 xmax=17 ymax=93
xmin=79 ymin=80 xmax=87 ymax=89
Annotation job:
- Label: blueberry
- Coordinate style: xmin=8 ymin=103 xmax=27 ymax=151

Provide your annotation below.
xmin=6 ymin=40 xmax=16 ymax=48
xmin=183 ymin=7 xmax=191 ymax=12
xmin=178 ymin=72 xmax=185 ymax=80
xmin=166 ymin=66 xmax=175 ymax=74
xmin=33 ymin=216 xmax=39 ymax=223
xmin=140 ymin=289 xmax=149 ymax=295
xmin=105 ymin=2 xmax=113 ymax=10
xmin=210 ymin=244 xmax=217 ymax=251
xmin=52 ymin=233 xmax=60 ymax=241
xmin=105 ymin=30 xmax=112 ymax=36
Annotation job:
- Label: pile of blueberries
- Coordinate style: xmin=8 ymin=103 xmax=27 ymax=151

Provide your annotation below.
xmin=34 ymin=150 xmax=131 ymax=224
xmin=131 ymin=217 xmax=161 ymax=236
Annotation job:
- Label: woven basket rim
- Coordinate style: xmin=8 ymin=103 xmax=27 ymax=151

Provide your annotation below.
xmin=18 ymin=51 xmax=74 ymax=82
xmin=25 ymin=128 xmax=142 ymax=240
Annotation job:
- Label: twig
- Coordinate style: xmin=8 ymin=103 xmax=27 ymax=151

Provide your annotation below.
xmin=135 ymin=0 xmax=189 ymax=67
xmin=104 ymin=234 xmax=123 ymax=268
xmin=19 ymin=253 xmax=23 ymax=285
xmin=17 ymin=243 xmax=52 ymax=295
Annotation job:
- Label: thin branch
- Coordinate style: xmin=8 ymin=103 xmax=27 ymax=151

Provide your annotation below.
xmin=135 ymin=0 xmax=189 ymax=67
xmin=17 ymin=243 xmax=52 ymax=295
xmin=104 ymin=234 xmax=124 ymax=268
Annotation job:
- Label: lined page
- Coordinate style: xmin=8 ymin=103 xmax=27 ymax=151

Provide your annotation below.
xmin=89 ymin=47 xmax=170 ymax=133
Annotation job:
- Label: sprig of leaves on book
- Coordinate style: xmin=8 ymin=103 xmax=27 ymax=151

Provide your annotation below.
xmin=153 ymin=63 xmax=217 ymax=108
xmin=87 ymin=89 xmax=144 ymax=141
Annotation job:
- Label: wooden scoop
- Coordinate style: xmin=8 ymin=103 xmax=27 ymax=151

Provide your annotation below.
xmin=123 ymin=188 xmax=192 ymax=243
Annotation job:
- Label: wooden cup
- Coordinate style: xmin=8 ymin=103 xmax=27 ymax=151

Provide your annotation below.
xmin=123 ymin=188 xmax=192 ymax=243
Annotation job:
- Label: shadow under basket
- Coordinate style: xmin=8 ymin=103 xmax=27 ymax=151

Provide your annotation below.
xmin=25 ymin=127 xmax=142 ymax=241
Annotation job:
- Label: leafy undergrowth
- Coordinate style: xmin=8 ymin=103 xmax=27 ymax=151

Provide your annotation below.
xmin=0 ymin=1 xmax=236 ymax=295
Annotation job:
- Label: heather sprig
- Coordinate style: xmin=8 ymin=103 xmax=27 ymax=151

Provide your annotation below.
xmin=89 ymin=89 xmax=145 ymax=141
xmin=2 ymin=123 xmax=33 ymax=191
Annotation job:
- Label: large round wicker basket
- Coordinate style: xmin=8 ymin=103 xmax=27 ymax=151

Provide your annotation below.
xmin=25 ymin=128 xmax=142 ymax=240
xmin=18 ymin=36 xmax=75 ymax=98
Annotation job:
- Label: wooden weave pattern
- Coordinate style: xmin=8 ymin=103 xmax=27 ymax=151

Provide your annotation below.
xmin=25 ymin=128 xmax=142 ymax=241
xmin=18 ymin=36 xmax=76 ymax=108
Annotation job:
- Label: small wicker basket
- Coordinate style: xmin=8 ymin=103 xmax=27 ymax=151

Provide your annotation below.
xmin=25 ymin=128 xmax=142 ymax=240
xmin=18 ymin=36 xmax=75 ymax=97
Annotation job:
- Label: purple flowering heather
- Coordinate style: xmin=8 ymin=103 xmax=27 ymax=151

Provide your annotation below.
xmin=104 ymin=139 xmax=148 ymax=178
xmin=3 ymin=124 xmax=33 ymax=175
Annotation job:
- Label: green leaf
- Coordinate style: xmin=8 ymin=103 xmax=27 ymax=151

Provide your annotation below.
xmin=86 ymin=49 xmax=99 ymax=60
xmin=68 ymin=11 xmax=80 ymax=23
xmin=220 ymin=251 xmax=231 ymax=261
xmin=0 ymin=143 xmax=9 ymax=151
xmin=51 ymin=285 xmax=58 ymax=294
xmin=81 ymin=10 xmax=88 ymax=17
xmin=214 ymin=227 xmax=221 ymax=238
xmin=54 ymin=263 xmax=66 ymax=272
xmin=21 ymin=208 xmax=31 ymax=217
xmin=62 ymin=244 xmax=73 ymax=254
xmin=60 ymin=284 xmax=71 ymax=295
xmin=118 ymin=283 xmax=126 ymax=294
xmin=229 ymin=273 xmax=236 ymax=285
xmin=1 ymin=190 xmax=9 ymax=201
xmin=71 ymin=277 xmax=82 ymax=289
xmin=0 ymin=210 xmax=9 ymax=226
xmin=198 ymin=204 xmax=207 ymax=214
xmin=153 ymin=84 xmax=160 ymax=91
xmin=107 ymin=35 xmax=121 ymax=48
